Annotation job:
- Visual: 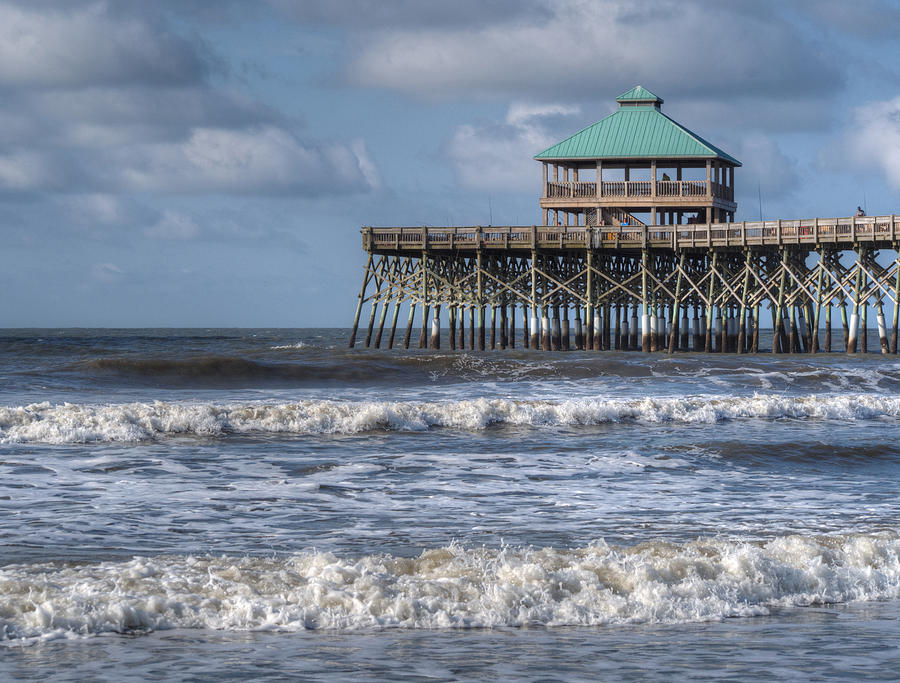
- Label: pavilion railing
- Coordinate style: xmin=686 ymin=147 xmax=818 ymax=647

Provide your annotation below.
xmin=545 ymin=180 xmax=732 ymax=200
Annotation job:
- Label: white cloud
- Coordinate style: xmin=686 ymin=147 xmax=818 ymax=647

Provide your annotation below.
xmin=0 ymin=3 xmax=377 ymax=201
xmin=66 ymin=193 xmax=130 ymax=225
xmin=844 ymin=96 xmax=900 ymax=189
xmin=0 ymin=2 xmax=207 ymax=87
xmin=0 ymin=150 xmax=62 ymax=191
xmin=448 ymin=103 xmax=580 ymax=191
xmin=29 ymin=86 xmax=270 ymax=148
xmin=112 ymin=126 xmax=378 ymax=195
xmin=346 ymin=0 xmax=840 ymax=109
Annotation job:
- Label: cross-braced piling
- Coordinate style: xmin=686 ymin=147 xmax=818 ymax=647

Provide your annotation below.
xmin=349 ymin=219 xmax=900 ymax=354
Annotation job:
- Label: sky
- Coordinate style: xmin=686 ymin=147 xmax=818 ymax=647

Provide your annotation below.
xmin=2 ymin=0 xmax=900 ymax=327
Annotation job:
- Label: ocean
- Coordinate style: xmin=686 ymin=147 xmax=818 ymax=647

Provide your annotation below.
xmin=1 ymin=328 xmax=899 ymax=681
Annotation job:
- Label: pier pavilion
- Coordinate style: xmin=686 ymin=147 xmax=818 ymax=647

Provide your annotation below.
xmin=350 ymin=87 xmax=900 ymax=355
xmin=537 ymin=86 xmax=738 ymax=229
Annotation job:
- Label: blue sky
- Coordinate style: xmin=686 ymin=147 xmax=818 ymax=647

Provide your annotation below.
xmin=1 ymin=0 xmax=900 ymax=327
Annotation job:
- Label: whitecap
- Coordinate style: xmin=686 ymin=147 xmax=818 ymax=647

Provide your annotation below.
xmin=1 ymin=531 xmax=898 ymax=642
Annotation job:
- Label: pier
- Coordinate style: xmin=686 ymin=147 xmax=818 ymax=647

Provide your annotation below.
xmin=350 ymin=87 xmax=900 ymax=354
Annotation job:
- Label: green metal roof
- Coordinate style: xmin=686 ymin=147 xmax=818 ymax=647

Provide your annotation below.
xmin=615 ymin=85 xmax=663 ymax=104
xmin=535 ymin=89 xmax=741 ymax=165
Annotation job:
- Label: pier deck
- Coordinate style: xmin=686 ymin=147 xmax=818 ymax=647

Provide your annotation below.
xmin=364 ymin=216 xmax=900 ymax=254
xmin=351 ymin=214 xmax=900 ymax=355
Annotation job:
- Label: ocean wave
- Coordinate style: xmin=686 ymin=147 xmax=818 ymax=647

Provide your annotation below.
xmin=54 ymin=353 xmax=900 ymax=393
xmin=1 ymin=532 xmax=898 ymax=642
xmin=1 ymin=393 xmax=899 ymax=443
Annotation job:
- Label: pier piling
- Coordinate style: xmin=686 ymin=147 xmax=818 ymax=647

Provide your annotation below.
xmin=351 ymin=216 xmax=900 ymax=357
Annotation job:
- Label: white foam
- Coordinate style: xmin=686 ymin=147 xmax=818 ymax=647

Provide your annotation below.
xmin=270 ymin=342 xmax=308 ymax=349
xmin=1 ymin=393 xmax=900 ymax=443
xmin=1 ymin=532 xmax=898 ymax=642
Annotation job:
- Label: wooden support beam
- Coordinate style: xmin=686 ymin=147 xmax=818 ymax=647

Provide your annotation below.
xmin=668 ymin=252 xmax=686 ymax=354
xmin=892 ymin=250 xmax=900 ymax=353
xmin=348 ymin=253 xmax=373 ymax=348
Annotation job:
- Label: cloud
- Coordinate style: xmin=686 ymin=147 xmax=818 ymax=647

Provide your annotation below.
xmin=0 ymin=126 xmax=378 ymax=196
xmin=733 ymin=134 xmax=801 ymax=204
xmin=0 ymin=2 xmax=379 ymax=200
xmin=110 ymin=126 xmax=378 ymax=196
xmin=344 ymin=0 xmax=842 ymax=111
xmin=63 ymin=193 xmax=155 ymax=229
xmin=796 ymin=0 xmax=900 ymax=39
xmin=448 ymin=103 xmax=580 ymax=191
xmin=0 ymin=1 xmax=210 ymax=88
xmin=144 ymin=211 xmax=201 ymax=240
xmin=29 ymin=86 xmax=276 ymax=147
xmin=0 ymin=149 xmax=64 ymax=191
xmin=843 ymin=96 xmax=900 ymax=189
xmin=267 ymin=0 xmax=548 ymax=29
xmin=49 ymin=194 xmax=311 ymax=249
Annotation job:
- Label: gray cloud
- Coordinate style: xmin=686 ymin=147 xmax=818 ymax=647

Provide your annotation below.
xmin=267 ymin=0 xmax=549 ymax=29
xmin=842 ymin=96 xmax=900 ymax=190
xmin=795 ymin=0 xmax=900 ymax=38
xmin=448 ymin=103 xmax=582 ymax=192
xmin=317 ymin=0 xmax=846 ymax=134
xmin=103 ymin=127 xmax=378 ymax=196
xmin=0 ymin=1 xmax=211 ymax=88
xmin=345 ymin=1 xmax=840 ymax=99
xmin=0 ymin=0 xmax=379 ymax=203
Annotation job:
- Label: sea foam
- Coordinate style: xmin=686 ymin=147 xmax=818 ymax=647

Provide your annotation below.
xmin=1 ymin=393 xmax=899 ymax=443
xmin=1 ymin=532 xmax=898 ymax=642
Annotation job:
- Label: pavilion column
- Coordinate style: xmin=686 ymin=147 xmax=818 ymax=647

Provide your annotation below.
xmin=596 ymin=161 xmax=602 ymax=198
xmin=651 ymin=160 xmax=657 ymax=198
xmin=542 ymin=162 xmax=548 ymax=198
xmin=706 ymin=160 xmax=712 ymax=199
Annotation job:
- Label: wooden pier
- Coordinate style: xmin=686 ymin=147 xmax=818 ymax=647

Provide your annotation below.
xmin=349 ymin=87 xmax=900 ymax=354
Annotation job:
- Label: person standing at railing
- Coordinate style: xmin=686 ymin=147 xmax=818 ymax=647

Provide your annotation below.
xmin=857 ymin=206 xmax=866 ymax=217
xmin=662 ymin=173 xmax=670 ymax=181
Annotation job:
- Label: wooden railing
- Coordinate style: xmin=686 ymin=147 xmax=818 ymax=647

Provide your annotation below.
xmin=547 ymin=181 xmax=597 ymax=198
xmin=656 ymin=180 xmax=708 ymax=197
xmin=364 ymin=216 xmax=900 ymax=252
xmin=545 ymin=179 xmax=732 ymax=200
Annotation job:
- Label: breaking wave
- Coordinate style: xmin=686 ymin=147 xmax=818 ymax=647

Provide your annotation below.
xmin=1 ymin=532 xmax=898 ymax=642
xmin=1 ymin=393 xmax=899 ymax=443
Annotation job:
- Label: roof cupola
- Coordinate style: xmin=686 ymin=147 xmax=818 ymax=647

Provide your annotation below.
xmin=615 ymin=85 xmax=664 ymax=109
